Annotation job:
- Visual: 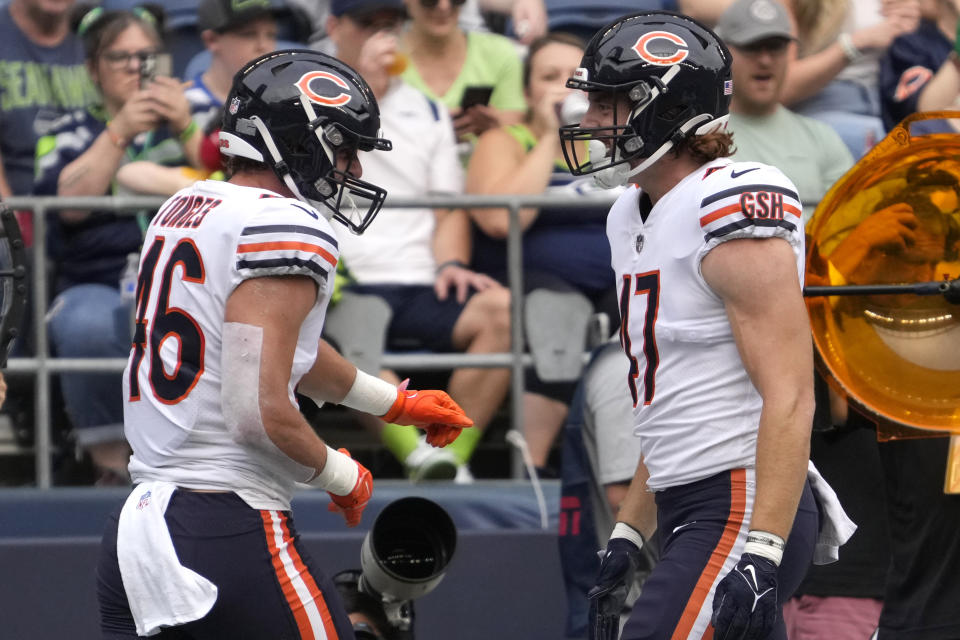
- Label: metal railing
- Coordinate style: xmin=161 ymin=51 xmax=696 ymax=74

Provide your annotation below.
xmin=4 ymin=192 xmax=618 ymax=487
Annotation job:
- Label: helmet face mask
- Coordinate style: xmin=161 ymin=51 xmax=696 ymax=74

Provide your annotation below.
xmin=559 ymin=11 xmax=732 ymax=186
xmin=220 ymin=49 xmax=393 ymax=234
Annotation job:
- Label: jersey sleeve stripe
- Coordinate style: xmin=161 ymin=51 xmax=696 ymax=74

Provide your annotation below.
xmin=783 ymin=203 xmax=802 ymax=217
xmin=237 ymin=241 xmax=337 ymax=269
xmin=699 ymin=203 xmax=742 ymax=227
xmin=704 ymin=217 xmax=797 ymax=241
xmin=700 ymin=183 xmax=800 ymax=207
xmin=240 ymin=224 xmax=339 ymax=250
xmin=237 ymin=256 xmax=331 ymax=278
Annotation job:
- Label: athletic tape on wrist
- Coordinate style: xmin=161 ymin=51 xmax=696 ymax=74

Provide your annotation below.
xmin=307 ymin=445 xmax=359 ymax=495
xmin=744 ymin=530 xmax=785 ymax=566
xmin=340 ymin=369 xmax=398 ymax=417
xmin=610 ymin=521 xmax=644 ymax=550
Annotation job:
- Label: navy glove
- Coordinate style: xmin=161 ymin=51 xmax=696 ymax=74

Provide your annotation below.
xmin=588 ymin=527 xmax=644 ymax=640
xmin=711 ymin=553 xmax=779 ymax=640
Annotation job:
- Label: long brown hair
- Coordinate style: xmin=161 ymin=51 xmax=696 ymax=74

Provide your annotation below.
xmin=673 ymin=130 xmax=736 ymax=163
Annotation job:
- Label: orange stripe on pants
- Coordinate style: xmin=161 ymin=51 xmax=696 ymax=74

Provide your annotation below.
xmin=671 ymin=468 xmax=747 ymax=640
xmin=261 ymin=511 xmax=317 ymax=640
xmin=277 ymin=513 xmax=339 ymax=640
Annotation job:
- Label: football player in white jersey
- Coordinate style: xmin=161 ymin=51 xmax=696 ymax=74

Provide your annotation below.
xmin=559 ymin=13 xmax=819 ymax=640
xmin=97 ymin=50 xmax=473 ymax=640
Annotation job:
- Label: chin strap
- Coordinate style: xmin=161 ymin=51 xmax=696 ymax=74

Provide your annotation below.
xmin=247 ymin=113 xmax=340 ymax=221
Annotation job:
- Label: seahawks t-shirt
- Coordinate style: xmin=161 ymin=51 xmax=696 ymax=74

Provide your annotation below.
xmin=0 ymin=5 xmax=98 ymax=195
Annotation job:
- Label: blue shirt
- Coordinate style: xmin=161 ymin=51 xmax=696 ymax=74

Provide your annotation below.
xmin=34 ymin=107 xmax=182 ymax=292
xmin=880 ymin=20 xmax=952 ymax=132
xmin=471 ymin=124 xmax=613 ymax=294
xmin=0 ymin=6 xmax=98 ymax=195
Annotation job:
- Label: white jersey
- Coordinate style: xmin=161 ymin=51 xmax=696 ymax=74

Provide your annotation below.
xmin=123 ymin=180 xmax=339 ymax=510
xmin=607 ymin=158 xmax=804 ymax=491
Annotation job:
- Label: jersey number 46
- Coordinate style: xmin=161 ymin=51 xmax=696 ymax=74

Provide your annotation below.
xmin=128 ymin=237 xmax=206 ymax=404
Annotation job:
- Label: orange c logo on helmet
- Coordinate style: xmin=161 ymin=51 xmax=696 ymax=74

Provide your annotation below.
xmin=632 ymin=31 xmax=689 ymax=66
xmin=295 ymin=71 xmax=352 ymax=107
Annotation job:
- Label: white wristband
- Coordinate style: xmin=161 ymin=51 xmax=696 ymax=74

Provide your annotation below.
xmin=611 ymin=522 xmax=644 ymax=550
xmin=340 ymin=369 xmax=397 ymax=416
xmin=744 ymin=530 xmax=785 ymax=566
xmin=838 ymin=32 xmax=860 ymax=63
xmin=307 ymin=445 xmax=358 ymax=495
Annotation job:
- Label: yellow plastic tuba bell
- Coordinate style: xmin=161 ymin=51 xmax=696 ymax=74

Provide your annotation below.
xmin=804 ymin=111 xmax=960 ymax=438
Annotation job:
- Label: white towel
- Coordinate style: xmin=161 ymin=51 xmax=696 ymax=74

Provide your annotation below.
xmin=117 ymin=482 xmax=218 ymax=636
xmin=806 ymin=461 xmax=858 ymax=565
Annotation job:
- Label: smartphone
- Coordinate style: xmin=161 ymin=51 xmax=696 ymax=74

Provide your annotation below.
xmin=460 ymin=85 xmax=494 ymax=110
xmin=140 ymin=52 xmax=173 ymax=89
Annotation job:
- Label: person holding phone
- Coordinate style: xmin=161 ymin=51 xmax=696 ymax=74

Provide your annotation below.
xmin=32 ymin=4 xmax=203 ymax=485
xmin=399 ymin=0 xmax=526 ymax=149
xmin=325 ymin=0 xmax=512 ymax=482
xmin=465 ymin=32 xmax=617 ymax=474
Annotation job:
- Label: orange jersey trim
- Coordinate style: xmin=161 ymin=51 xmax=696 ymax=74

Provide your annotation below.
xmin=238 ymin=241 xmax=337 ymax=268
xmin=699 ymin=203 xmax=741 ymax=227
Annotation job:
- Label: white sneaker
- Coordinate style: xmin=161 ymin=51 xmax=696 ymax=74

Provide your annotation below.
xmin=454 ymin=464 xmax=474 ymax=484
xmin=405 ymin=437 xmax=458 ymax=482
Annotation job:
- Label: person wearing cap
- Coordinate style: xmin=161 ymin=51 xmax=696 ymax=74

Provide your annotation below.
xmin=182 ymin=0 xmax=286 ymax=173
xmin=717 ymin=0 xmax=853 ymax=225
xmin=325 ymin=0 xmax=512 ymax=482
xmin=193 ymin=0 xmax=285 ymax=109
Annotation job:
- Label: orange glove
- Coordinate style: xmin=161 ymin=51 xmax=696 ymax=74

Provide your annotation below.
xmin=382 ymin=380 xmax=473 ymax=447
xmin=326 ymin=448 xmax=372 ymax=528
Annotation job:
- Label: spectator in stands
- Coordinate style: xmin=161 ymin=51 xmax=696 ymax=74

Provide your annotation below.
xmin=326 ymin=0 xmax=512 ymax=481
xmin=718 ymin=0 xmax=853 ymax=223
xmin=814 ymin=161 xmax=960 ymax=639
xmin=295 ymin=0 xmax=546 ymax=50
xmin=188 ymin=0 xmax=282 ymax=136
xmin=0 ymin=0 xmax=98 ymax=202
xmin=465 ymin=32 xmax=617 ymax=473
xmin=400 ymin=0 xmax=526 ymax=146
xmin=0 ymin=0 xmax=98 ymax=438
xmin=716 ymin=3 xmax=893 ymax=637
xmin=880 ymin=0 xmax=960 ymax=132
xmin=780 ymin=0 xmax=920 ymax=158
xmin=32 ymin=5 xmax=203 ymax=485
xmin=121 ymin=0 xmax=295 ymax=189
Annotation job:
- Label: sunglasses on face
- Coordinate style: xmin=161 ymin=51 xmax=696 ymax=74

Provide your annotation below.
xmin=418 ymin=0 xmax=467 ymax=9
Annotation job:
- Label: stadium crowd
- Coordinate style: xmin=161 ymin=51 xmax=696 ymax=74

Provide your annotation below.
xmin=1 ymin=0 xmax=959 ymax=637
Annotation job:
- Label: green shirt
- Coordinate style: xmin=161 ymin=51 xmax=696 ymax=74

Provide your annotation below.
xmin=728 ymin=106 xmax=853 ymax=226
xmin=402 ymin=31 xmax=525 ymax=113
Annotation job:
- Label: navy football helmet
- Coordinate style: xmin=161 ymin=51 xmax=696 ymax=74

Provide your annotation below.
xmin=559 ymin=12 xmax=732 ymax=187
xmin=220 ymin=49 xmax=392 ymax=234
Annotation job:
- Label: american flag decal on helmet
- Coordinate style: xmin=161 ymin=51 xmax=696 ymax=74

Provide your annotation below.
xmin=724 ymin=80 xmax=733 ymax=95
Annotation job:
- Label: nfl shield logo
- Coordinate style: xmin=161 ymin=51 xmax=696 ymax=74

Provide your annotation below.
xmin=229 ymin=97 xmax=241 ymax=115
xmin=137 ymin=490 xmax=152 ymax=510
xmin=635 ymin=234 xmax=644 ymax=253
